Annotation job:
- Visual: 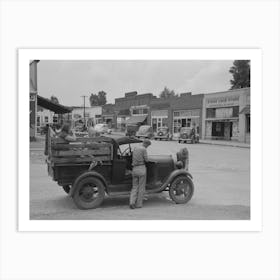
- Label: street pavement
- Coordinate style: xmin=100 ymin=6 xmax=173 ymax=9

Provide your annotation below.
xmin=30 ymin=136 xmax=250 ymax=220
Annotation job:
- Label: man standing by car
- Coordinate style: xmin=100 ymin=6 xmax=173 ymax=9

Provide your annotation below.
xmin=129 ymin=139 xmax=151 ymax=209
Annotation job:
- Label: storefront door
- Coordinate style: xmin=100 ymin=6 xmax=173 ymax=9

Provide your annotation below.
xmin=212 ymin=122 xmax=225 ymax=137
xmin=212 ymin=121 xmax=233 ymax=140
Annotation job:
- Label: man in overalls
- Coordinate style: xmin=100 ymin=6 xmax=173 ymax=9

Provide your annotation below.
xmin=129 ymin=139 xmax=151 ymax=209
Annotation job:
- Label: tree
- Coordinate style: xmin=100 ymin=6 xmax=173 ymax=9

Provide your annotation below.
xmin=89 ymin=91 xmax=107 ymax=106
xmin=97 ymin=91 xmax=107 ymax=105
xmin=50 ymin=95 xmax=59 ymax=104
xmin=159 ymin=86 xmax=177 ymax=98
xmin=229 ymin=60 xmax=250 ymax=89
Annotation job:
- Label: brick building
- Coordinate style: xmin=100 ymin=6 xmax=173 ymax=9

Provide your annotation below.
xmin=149 ymin=93 xmax=204 ymax=137
xmin=114 ymin=91 xmax=156 ymax=130
xmin=102 ymin=103 xmax=115 ymax=128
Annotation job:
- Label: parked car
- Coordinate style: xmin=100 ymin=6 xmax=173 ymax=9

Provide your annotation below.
xmin=94 ymin=123 xmax=112 ymax=134
xmin=178 ymin=127 xmax=199 ymax=144
xmin=125 ymin=124 xmax=139 ymax=137
xmin=154 ymin=127 xmax=171 ymax=141
xmin=38 ymin=125 xmax=48 ymax=135
xmin=136 ymin=125 xmax=154 ymax=139
xmin=46 ymin=134 xmax=194 ymax=209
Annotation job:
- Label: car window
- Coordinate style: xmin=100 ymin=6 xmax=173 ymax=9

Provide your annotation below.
xmin=138 ymin=126 xmax=150 ymax=133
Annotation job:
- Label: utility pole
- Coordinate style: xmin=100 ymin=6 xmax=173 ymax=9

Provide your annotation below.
xmin=81 ymin=95 xmax=88 ymax=128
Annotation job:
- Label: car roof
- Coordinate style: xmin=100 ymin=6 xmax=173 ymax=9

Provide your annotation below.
xmin=139 ymin=125 xmax=151 ymax=128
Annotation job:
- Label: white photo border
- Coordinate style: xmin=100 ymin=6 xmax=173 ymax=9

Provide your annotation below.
xmin=19 ymin=48 xmax=262 ymax=232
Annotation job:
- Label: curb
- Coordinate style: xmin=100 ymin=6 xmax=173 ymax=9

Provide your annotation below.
xmin=199 ymin=141 xmax=250 ymax=149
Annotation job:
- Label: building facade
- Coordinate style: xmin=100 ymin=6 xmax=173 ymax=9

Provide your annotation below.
xmin=69 ymin=106 xmax=102 ymax=127
xmin=114 ymin=91 xmax=156 ymax=130
xmin=30 ymin=60 xmax=40 ymax=140
xmin=170 ymin=93 xmax=204 ymax=136
xmin=102 ymin=103 xmax=115 ymax=128
xmin=202 ymin=88 xmax=250 ymax=142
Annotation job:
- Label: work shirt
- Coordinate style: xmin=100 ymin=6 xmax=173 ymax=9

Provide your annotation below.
xmin=132 ymin=146 xmax=148 ymax=167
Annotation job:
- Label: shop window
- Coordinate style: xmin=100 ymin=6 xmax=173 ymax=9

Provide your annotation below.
xmin=37 ymin=116 xmax=40 ymax=126
xmin=232 ymin=106 xmax=239 ymax=117
xmin=44 ymin=116 xmax=48 ymax=123
xmin=246 ymin=114 xmax=250 ymax=133
xmin=162 ymin=118 xmax=168 ymax=127
xmin=206 ymin=108 xmax=215 ymax=118
xmin=216 ymin=107 xmax=233 ymax=119
xmin=142 ymin=108 xmax=148 ymax=114
xmin=53 ymin=116 xmax=58 ymax=123
xmin=173 ymin=111 xmax=180 ymax=117
xmin=186 ymin=118 xmax=191 ymax=127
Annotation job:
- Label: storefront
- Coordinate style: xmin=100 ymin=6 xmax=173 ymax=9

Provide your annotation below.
xmin=116 ymin=109 xmax=130 ymax=131
xmin=151 ymin=110 xmax=169 ymax=131
xmin=238 ymin=89 xmax=251 ymax=143
xmin=202 ymin=88 xmax=250 ymax=142
xmin=172 ymin=109 xmax=200 ymax=134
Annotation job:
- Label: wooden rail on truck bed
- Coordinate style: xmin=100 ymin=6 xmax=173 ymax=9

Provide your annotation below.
xmin=46 ymin=128 xmax=113 ymax=165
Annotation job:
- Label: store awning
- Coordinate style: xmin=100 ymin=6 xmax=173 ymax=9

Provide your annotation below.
xmin=37 ymin=95 xmax=72 ymax=114
xmin=126 ymin=115 xmax=147 ymax=125
xmin=239 ymin=105 xmax=250 ymax=115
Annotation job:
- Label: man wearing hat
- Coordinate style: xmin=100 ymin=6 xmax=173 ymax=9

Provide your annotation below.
xmin=129 ymin=139 xmax=152 ymax=209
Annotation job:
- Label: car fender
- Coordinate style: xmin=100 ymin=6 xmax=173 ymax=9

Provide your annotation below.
xmin=151 ymin=169 xmax=193 ymax=193
xmin=167 ymin=169 xmax=193 ymax=180
xmin=69 ymin=171 xmax=108 ymax=197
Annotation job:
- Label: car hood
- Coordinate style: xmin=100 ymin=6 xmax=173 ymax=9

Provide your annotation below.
xmin=148 ymin=154 xmax=173 ymax=163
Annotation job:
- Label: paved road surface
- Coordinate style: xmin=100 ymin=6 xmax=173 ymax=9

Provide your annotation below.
xmin=30 ymin=138 xmax=250 ymax=220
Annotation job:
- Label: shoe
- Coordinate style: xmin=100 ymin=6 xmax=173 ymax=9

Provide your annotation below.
xmin=135 ymin=205 xmax=142 ymax=209
xmin=129 ymin=204 xmax=136 ymax=209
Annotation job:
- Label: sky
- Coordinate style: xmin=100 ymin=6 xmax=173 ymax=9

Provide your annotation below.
xmin=37 ymin=60 xmax=233 ymax=107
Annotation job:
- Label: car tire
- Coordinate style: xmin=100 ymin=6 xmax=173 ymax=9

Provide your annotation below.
xmin=62 ymin=185 xmax=71 ymax=194
xmin=178 ymin=140 xmax=181 ymax=143
xmin=72 ymin=176 xmax=105 ymax=209
xmin=169 ymin=175 xmax=194 ymax=204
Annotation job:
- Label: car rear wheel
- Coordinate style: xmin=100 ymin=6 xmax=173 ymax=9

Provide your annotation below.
xmin=169 ymin=175 xmax=194 ymax=204
xmin=73 ymin=176 xmax=105 ymax=209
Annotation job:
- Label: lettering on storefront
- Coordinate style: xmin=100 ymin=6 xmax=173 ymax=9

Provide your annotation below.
xmin=206 ymin=95 xmax=239 ymax=108
xmin=151 ymin=110 xmax=168 ymax=117
xmin=173 ymin=109 xmax=200 ymax=117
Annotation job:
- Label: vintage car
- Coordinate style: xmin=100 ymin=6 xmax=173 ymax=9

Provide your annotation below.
xmin=94 ymin=123 xmax=112 ymax=134
xmin=125 ymin=124 xmax=139 ymax=137
xmin=154 ymin=127 xmax=171 ymax=141
xmin=46 ymin=132 xmax=194 ymax=209
xmin=136 ymin=125 xmax=154 ymax=139
xmin=178 ymin=127 xmax=199 ymax=144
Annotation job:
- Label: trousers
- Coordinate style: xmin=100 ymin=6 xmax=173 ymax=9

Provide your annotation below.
xmin=130 ymin=165 xmax=146 ymax=208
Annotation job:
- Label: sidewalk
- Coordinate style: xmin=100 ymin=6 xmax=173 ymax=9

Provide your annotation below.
xmin=199 ymin=139 xmax=250 ymax=148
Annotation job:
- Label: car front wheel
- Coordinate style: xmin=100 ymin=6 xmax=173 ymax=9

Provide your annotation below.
xmin=73 ymin=176 xmax=105 ymax=209
xmin=169 ymin=175 xmax=194 ymax=204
